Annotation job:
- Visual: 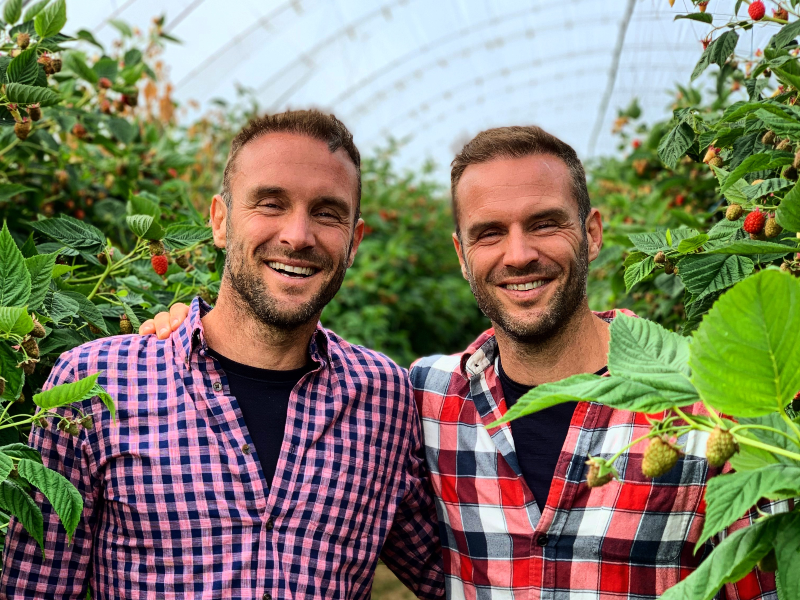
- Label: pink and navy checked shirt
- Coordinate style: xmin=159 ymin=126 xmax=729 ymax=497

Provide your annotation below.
xmin=410 ymin=310 xmax=789 ymax=600
xmin=1 ymin=298 xmax=444 ymax=600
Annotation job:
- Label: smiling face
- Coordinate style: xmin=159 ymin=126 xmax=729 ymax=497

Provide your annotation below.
xmin=210 ymin=132 xmax=363 ymax=331
xmin=453 ymin=153 xmax=602 ymax=344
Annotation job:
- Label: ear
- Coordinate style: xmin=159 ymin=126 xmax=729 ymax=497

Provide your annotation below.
xmin=452 ymin=232 xmax=469 ymax=280
xmin=585 ymin=208 xmax=604 ymax=262
xmin=210 ymin=195 xmax=228 ymax=249
xmin=347 ymin=218 xmax=366 ymax=268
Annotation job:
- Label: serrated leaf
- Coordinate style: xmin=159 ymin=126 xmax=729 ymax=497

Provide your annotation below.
xmin=720 ymin=153 xmax=773 ymax=193
xmin=771 ymin=18 xmax=800 ymax=49
xmin=623 ymin=251 xmax=648 ymax=268
xmin=33 ymin=372 xmax=99 ymax=409
xmin=0 ymin=184 xmax=35 ymax=203
xmin=738 ymin=413 xmax=800 ymax=467
xmin=4 ymin=83 xmax=60 ymax=107
xmin=0 ymin=343 xmax=24 ymax=403
xmin=88 ymin=382 xmax=115 ymax=424
xmin=705 ymin=240 xmax=796 ymax=255
xmin=658 ymin=121 xmax=694 ymax=169
xmin=24 ymin=252 xmax=57 ymax=312
xmin=125 ymin=214 xmax=163 ymax=241
xmin=0 ymin=479 xmax=44 ymax=554
xmin=17 ymin=458 xmax=82 ymax=541
xmin=29 ymin=216 xmax=105 ymax=255
xmin=0 ymin=443 xmax=42 ymax=463
xmin=3 ymin=0 xmax=22 ymax=24
xmin=624 ymin=255 xmax=655 ymax=292
xmin=743 ymin=177 xmax=793 ymax=200
xmin=675 ymin=12 xmax=713 ymax=24
xmin=163 ymin=224 xmax=212 ymax=250
xmin=33 ymin=0 xmax=65 ymax=39
xmin=628 ymin=229 xmax=700 ymax=255
xmin=607 ymin=313 xmax=697 ymax=404
xmin=690 ymin=270 xmax=800 ymax=417
xmin=5 ymin=47 xmax=39 ymax=85
xmin=0 ymin=451 xmax=14 ymax=484
xmin=74 ymin=29 xmax=103 ymax=51
xmin=756 ymin=107 xmax=800 ymax=141
xmin=677 ymin=233 xmax=709 ymax=254
xmin=23 ymin=0 xmax=50 ymax=21
xmin=0 ymin=307 xmax=33 ymax=336
xmin=660 ymin=513 xmax=782 ymax=600
xmin=776 ymin=179 xmax=800 ymax=231
xmin=62 ymin=51 xmax=98 ymax=84
xmin=92 ymin=56 xmax=117 ymax=82
xmin=121 ymin=302 xmax=141 ymax=330
xmin=59 ymin=291 xmax=108 ymax=334
xmin=0 ymin=222 xmax=31 ymax=308
xmin=698 ymin=465 xmax=800 ymax=549
xmin=679 ymin=253 xmax=754 ymax=300
xmin=42 ymin=289 xmax=79 ymax=324
xmin=774 ymin=511 xmax=800 ymax=600
xmin=106 ymin=116 xmax=135 ymax=144
xmin=692 ymin=30 xmax=738 ymax=81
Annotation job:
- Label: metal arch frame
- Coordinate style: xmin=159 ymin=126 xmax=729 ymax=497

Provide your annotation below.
xmin=175 ymin=0 xmax=302 ymax=91
xmin=327 ymin=6 xmax=679 ymax=112
xmin=362 ymin=64 xmax=611 ymax=150
xmin=359 ymin=51 xmax=609 ymax=132
xmin=587 ymin=0 xmax=636 ymax=157
xmin=359 ymin=57 xmax=692 ymax=150
xmin=254 ymin=0 xmax=422 ymax=103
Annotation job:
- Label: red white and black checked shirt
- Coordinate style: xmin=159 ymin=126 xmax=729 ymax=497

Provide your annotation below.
xmin=1 ymin=298 xmax=443 ymax=599
xmin=410 ymin=310 xmax=788 ymax=600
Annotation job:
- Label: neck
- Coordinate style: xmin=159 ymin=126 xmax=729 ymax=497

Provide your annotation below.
xmin=201 ymin=280 xmax=316 ymax=370
xmin=495 ymin=302 xmax=610 ymax=387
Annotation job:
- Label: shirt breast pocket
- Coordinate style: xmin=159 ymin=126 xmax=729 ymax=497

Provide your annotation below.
xmin=590 ymin=457 xmax=707 ymax=564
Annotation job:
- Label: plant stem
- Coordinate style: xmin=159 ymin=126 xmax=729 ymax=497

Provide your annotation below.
xmin=737 ymin=434 xmax=800 ymax=462
xmin=730 ymin=423 xmax=800 ymax=449
xmin=779 ymin=408 xmax=800 ymax=445
xmin=0 ymin=138 xmax=20 ymax=158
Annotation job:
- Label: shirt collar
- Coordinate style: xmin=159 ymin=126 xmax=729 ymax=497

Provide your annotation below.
xmin=174 ymin=297 xmax=333 ymax=368
xmin=458 ymin=309 xmax=636 ymax=379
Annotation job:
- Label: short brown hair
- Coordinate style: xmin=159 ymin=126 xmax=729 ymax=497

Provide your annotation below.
xmin=222 ymin=109 xmax=362 ymax=215
xmin=450 ymin=125 xmax=590 ymax=235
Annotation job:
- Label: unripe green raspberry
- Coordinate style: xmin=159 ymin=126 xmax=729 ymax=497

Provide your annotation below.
xmin=726 ymin=204 xmax=743 ymax=221
xmin=642 ymin=437 xmax=682 ymax=478
xmin=586 ymin=457 xmax=614 ymax=488
xmin=705 ymin=427 xmax=739 ymax=467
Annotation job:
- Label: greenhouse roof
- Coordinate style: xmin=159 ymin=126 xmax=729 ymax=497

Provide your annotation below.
xmin=65 ymin=0 xmax=778 ymax=177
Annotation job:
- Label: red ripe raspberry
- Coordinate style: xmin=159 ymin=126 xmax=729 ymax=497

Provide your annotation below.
xmin=743 ymin=209 xmax=766 ymax=234
xmin=98 ymin=77 xmax=112 ymax=89
xmin=749 ymin=0 xmax=766 ymax=20
xmin=151 ymin=254 xmax=169 ymax=276
xmin=675 ymin=194 xmax=686 ymax=206
xmin=632 ymin=139 xmax=641 ymax=149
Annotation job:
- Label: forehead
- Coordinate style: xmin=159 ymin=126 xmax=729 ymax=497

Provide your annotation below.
xmin=456 ymin=154 xmax=578 ymax=223
xmin=231 ymin=132 xmax=359 ymax=205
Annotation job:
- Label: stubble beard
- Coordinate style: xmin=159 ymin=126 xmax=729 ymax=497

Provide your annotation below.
xmin=466 ymin=235 xmax=590 ymax=345
xmin=224 ymin=234 xmax=349 ymax=332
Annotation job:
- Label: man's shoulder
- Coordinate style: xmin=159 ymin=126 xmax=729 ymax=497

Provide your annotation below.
xmin=324 ymin=329 xmax=408 ymax=380
xmin=54 ymin=333 xmax=173 ymax=381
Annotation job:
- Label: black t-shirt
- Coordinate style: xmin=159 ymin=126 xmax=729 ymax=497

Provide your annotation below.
xmin=498 ymin=358 xmax=608 ymax=513
xmin=207 ymin=348 xmax=313 ymax=488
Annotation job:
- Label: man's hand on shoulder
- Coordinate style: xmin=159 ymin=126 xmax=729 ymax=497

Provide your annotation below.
xmin=139 ymin=303 xmax=190 ymax=339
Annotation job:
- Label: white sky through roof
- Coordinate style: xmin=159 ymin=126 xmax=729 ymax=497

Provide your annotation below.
xmin=59 ymin=0 xmax=779 ymax=180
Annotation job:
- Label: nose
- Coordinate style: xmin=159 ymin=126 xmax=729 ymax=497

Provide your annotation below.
xmin=278 ymin=211 xmax=315 ymax=251
xmin=503 ymin=226 xmax=539 ymax=269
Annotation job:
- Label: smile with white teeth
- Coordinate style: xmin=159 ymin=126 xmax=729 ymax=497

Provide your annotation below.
xmin=267 ymin=261 xmax=317 ymax=278
xmin=504 ymin=281 xmax=546 ymax=291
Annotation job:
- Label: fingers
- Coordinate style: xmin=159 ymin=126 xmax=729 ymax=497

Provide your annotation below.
xmin=139 ymin=319 xmax=156 ymax=335
xmin=169 ymin=303 xmax=190 ymax=329
xmin=153 ymin=311 xmax=172 ymax=340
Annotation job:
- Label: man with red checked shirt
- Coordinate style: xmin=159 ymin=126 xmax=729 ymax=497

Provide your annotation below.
xmin=408 ymin=125 xmax=789 ymax=600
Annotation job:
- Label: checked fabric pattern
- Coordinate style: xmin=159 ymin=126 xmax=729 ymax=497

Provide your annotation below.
xmin=410 ymin=310 xmax=788 ymax=600
xmin=1 ymin=298 xmax=444 ymax=600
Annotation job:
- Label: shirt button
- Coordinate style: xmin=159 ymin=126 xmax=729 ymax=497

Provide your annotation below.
xmin=537 ymin=534 xmax=549 ymax=547
xmin=266 ymin=518 xmax=274 ymax=531
xmin=242 ymin=444 xmax=251 ymax=455
xmin=263 ymin=594 xmax=271 ymax=600
xmin=212 ymin=381 xmax=222 ymax=392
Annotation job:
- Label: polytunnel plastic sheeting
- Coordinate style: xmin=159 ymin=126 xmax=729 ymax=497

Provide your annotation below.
xmin=59 ymin=0 xmax=781 ymax=179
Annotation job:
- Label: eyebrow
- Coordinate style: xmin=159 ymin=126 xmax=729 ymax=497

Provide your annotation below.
xmin=466 ymin=207 xmax=573 ymax=241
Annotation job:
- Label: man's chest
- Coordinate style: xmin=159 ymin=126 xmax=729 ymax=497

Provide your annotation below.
xmin=421 ymin=389 xmax=711 ymax=566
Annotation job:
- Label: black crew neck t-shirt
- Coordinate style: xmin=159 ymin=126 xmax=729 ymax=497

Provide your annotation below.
xmin=207 ymin=348 xmax=313 ymax=488
xmin=497 ymin=358 xmax=608 ymax=513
